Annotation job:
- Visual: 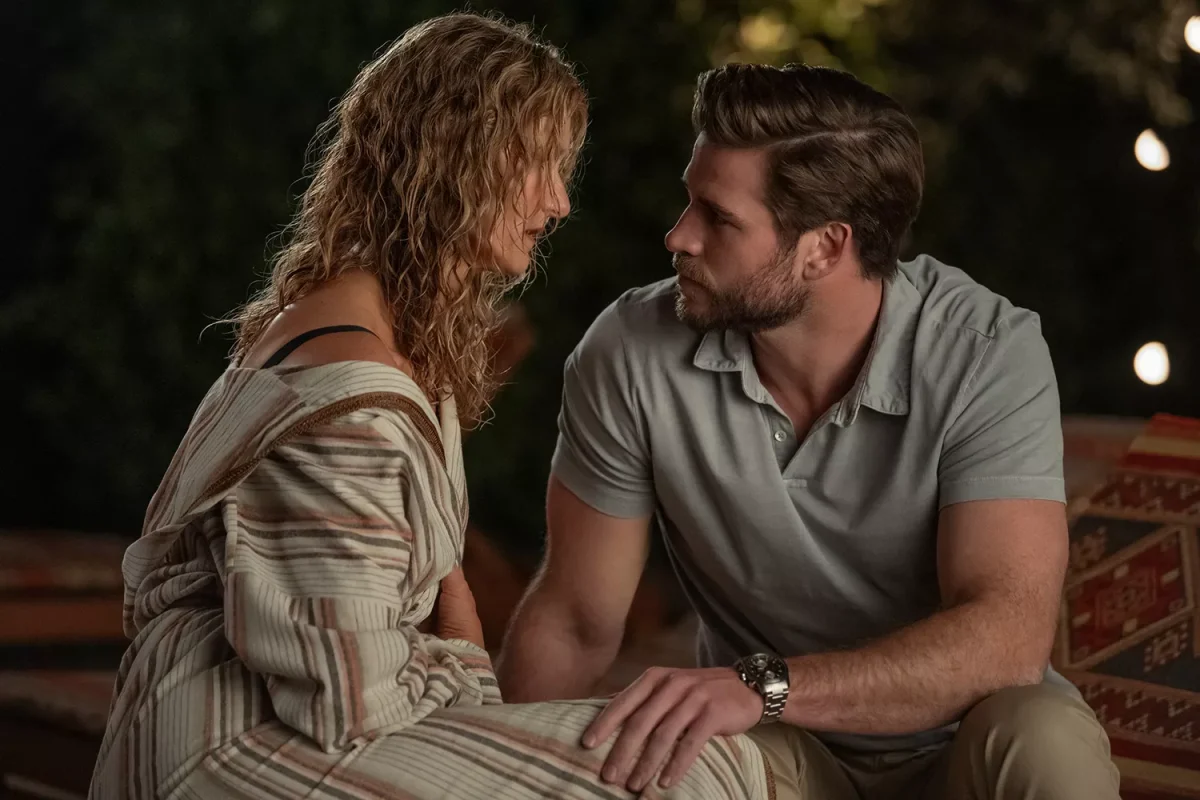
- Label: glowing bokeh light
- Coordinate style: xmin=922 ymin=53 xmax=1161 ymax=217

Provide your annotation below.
xmin=1134 ymin=342 xmax=1170 ymax=386
xmin=1185 ymin=16 xmax=1200 ymax=53
xmin=1135 ymin=129 xmax=1170 ymax=171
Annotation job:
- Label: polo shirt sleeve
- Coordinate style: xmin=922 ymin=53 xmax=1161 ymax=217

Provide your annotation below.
xmin=937 ymin=312 xmax=1066 ymax=508
xmin=550 ymin=300 xmax=656 ymax=519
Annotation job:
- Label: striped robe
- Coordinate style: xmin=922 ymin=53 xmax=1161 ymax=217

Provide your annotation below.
xmin=89 ymin=362 xmax=773 ymax=799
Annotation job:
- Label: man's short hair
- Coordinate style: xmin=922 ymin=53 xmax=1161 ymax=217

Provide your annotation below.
xmin=692 ymin=64 xmax=924 ymax=280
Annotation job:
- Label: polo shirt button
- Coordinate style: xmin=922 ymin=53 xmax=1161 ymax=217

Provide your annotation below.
xmin=773 ymin=431 xmax=785 ymax=442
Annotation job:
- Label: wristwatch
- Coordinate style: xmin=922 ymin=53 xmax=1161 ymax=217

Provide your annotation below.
xmin=734 ymin=653 xmax=789 ymax=724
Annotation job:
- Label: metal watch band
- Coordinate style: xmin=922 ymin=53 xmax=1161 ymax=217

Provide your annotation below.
xmin=760 ymin=686 xmax=787 ymax=721
xmin=734 ymin=653 xmax=789 ymax=724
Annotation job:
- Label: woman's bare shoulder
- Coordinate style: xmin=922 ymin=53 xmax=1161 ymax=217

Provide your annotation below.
xmin=240 ymin=275 xmax=414 ymax=375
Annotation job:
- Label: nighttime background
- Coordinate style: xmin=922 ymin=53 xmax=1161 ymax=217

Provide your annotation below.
xmin=3 ymin=0 xmax=1199 ymax=562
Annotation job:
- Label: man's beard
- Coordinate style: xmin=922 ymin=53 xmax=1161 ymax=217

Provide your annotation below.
xmin=673 ymin=249 xmax=809 ymax=333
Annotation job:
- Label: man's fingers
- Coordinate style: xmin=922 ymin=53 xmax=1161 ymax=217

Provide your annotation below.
xmin=659 ymin=714 xmax=717 ymax=789
xmin=599 ymin=673 xmax=692 ymax=784
xmin=625 ymin=696 xmax=705 ymax=792
xmin=583 ymin=669 xmax=664 ymax=748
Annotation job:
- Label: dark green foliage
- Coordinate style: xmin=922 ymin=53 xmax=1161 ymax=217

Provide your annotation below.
xmin=3 ymin=0 xmax=1197 ymax=558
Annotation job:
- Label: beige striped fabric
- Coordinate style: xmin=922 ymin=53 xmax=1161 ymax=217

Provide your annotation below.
xmin=88 ymin=362 xmax=772 ymax=799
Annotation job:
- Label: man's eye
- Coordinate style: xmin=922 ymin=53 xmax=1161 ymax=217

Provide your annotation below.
xmin=701 ymin=205 xmax=728 ymax=226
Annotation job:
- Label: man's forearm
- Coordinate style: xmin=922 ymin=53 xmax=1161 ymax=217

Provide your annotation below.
xmin=781 ymin=597 xmax=1049 ymax=734
xmin=496 ymin=590 xmax=622 ymax=703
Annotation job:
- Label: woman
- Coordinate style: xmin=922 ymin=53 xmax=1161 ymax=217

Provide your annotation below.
xmin=89 ymin=13 xmax=772 ymax=799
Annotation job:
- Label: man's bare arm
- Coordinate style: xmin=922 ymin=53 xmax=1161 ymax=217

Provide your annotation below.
xmin=778 ymin=498 xmax=1068 ymax=734
xmin=496 ymin=477 xmax=653 ymax=702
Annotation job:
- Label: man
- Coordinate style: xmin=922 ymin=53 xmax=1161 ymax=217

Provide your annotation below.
xmin=497 ymin=63 xmax=1120 ymax=799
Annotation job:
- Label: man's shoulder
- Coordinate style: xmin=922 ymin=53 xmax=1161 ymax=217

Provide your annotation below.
xmin=609 ymin=277 xmax=685 ymax=330
xmin=900 ymin=255 xmax=1052 ymax=421
xmin=901 ymin=254 xmax=1043 ymax=344
xmin=579 ymin=277 xmax=695 ymax=355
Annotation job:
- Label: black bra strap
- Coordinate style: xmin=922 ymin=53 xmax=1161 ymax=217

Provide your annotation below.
xmin=261 ymin=325 xmax=378 ymax=368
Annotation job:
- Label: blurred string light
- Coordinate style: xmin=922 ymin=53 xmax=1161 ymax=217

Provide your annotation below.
xmin=1134 ymin=129 xmax=1170 ymax=171
xmin=1134 ymin=342 xmax=1170 ymax=386
xmin=1186 ymin=16 xmax=1200 ymax=53
xmin=1124 ymin=19 xmax=1195 ymax=389
xmin=738 ymin=11 xmax=792 ymax=53
xmin=1123 ymin=22 xmax=1194 ymax=388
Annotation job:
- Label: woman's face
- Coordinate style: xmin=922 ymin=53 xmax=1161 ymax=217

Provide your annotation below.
xmin=490 ymin=145 xmax=572 ymax=277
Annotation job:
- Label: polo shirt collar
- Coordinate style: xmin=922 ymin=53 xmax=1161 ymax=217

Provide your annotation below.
xmin=693 ymin=329 xmax=744 ymax=372
xmin=849 ymin=268 xmax=920 ymax=422
xmin=691 ymin=269 xmax=921 ymax=425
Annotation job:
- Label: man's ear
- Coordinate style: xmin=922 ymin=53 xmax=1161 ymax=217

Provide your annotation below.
xmin=800 ymin=222 xmax=852 ymax=281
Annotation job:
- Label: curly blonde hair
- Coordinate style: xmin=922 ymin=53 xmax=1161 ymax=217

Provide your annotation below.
xmin=231 ymin=13 xmax=588 ymax=423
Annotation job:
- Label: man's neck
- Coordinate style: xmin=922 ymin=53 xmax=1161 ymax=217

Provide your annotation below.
xmin=750 ymin=276 xmax=884 ymax=422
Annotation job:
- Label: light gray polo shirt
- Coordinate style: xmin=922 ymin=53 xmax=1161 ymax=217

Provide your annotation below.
xmin=551 ymin=254 xmax=1072 ymax=752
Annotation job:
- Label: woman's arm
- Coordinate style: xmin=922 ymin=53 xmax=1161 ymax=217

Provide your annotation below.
xmin=223 ymin=408 xmax=501 ymax=753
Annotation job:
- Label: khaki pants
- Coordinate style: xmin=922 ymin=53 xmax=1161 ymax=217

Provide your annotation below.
xmin=748 ymin=684 xmax=1121 ymax=800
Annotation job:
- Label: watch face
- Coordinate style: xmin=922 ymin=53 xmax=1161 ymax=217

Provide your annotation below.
xmin=742 ymin=655 xmax=785 ymax=679
xmin=738 ymin=654 xmax=788 ymax=721
xmin=760 ymin=656 xmax=788 ymax=692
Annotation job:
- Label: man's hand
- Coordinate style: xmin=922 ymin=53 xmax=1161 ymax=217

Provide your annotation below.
xmin=581 ymin=666 xmax=763 ymax=792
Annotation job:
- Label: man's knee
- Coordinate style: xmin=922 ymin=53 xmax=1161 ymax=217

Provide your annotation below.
xmin=959 ymin=684 xmax=1092 ymax=745
xmin=945 ymin=683 xmax=1120 ymax=798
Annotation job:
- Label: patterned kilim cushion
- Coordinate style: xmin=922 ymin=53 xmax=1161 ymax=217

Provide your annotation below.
xmin=0 ymin=533 xmax=125 ymax=795
xmin=1054 ymin=414 xmax=1200 ymax=799
xmin=0 ymin=531 xmax=125 ymax=593
xmin=0 ymin=531 xmax=128 ymax=670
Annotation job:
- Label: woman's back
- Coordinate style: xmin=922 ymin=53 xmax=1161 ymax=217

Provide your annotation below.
xmin=91 ymin=360 xmax=474 ymax=791
xmin=238 ymin=270 xmax=410 ymax=372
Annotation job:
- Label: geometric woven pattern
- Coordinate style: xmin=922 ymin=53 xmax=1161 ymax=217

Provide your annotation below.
xmin=1061 ymin=522 xmax=1194 ymax=671
xmin=1055 ymin=414 xmax=1200 ymax=799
